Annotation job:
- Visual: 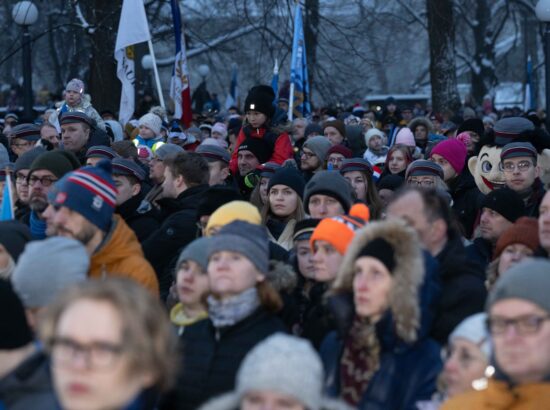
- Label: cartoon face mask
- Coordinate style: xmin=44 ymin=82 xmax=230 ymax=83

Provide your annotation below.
xmin=468 ymin=145 xmax=506 ymax=195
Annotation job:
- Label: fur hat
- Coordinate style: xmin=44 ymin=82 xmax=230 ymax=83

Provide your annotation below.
xmin=139 ymin=113 xmax=162 ymax=135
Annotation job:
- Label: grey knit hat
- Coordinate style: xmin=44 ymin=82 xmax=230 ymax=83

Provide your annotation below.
xmin=12 ymin=237 xmax=89 ymax=308
xmin=154 ymin=143 xmax=184 ymax=160
xmin=176 ymin=237 xmax=212 ymax=273
xmin=236 ymin=333 xmax=324 ymax=410
xmin=304 ymin=170 xmax=353 ymax=213
xmin=449 ymin=313 xmax=492 ymax=358
xmin=208 ymin=220 xmax=269 ymax=274
xmin=14 ymin=147 xmax=46 ymax=172
xmin=487 ymin=258 xmax=550 ymax=314
xmin=303 ymin=136 xmax=332 ymax=162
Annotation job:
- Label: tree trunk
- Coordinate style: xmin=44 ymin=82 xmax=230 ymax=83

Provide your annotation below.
xmin=426 ymin=0 xmax=461 ymax=113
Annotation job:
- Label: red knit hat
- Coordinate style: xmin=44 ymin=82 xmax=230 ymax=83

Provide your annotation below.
xmin=430 ymin=137 xmax=468 ymax=174
xmin=494 ymin=217 xmax=539 ymax=259
xmin=327 ymin=144 xmax=353 ymax=158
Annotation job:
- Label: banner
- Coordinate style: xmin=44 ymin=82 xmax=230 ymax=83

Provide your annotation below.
xmin=289 ymin=3 xmax=311 ymax=119
xmin=115 ymin=0 xmax=151 ymax=126
xmin=170 ymin=0 xmax=193 ymax=127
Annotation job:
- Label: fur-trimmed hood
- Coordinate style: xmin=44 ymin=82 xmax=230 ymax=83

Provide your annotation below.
xmin=408 ymin=117 xmax=434 ymax=133
xmin=331 ymin=219 xmax=425 ymax=344
xmin=266 ymin=259 xmax=297 ymax=293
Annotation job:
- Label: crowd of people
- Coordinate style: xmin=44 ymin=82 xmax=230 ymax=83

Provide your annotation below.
xmin=1 ymin=78 xmax=550 ymax=410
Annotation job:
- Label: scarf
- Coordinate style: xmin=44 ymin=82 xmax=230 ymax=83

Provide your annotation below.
xmin=207 ymin=287 xmax=260 ymax=328
xmin=0 ymin=255 xmax=15 ymax=279
xmin=370 ymin=146 xmax=389 ymax=157
xmin=340 ymin=316 xmax=380 ymax=406
xmin=29 ymin=211 xmax=47 ymax=240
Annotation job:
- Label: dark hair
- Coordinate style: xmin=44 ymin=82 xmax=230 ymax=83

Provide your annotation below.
xmin=384 ymin=144 xmax=413 ymax=171
xmin=164 ymin=152 xmax=209 ymax=187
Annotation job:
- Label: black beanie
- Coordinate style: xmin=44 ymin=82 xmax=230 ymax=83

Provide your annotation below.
xmin=29 ymin=151 xmax=76 ymax=179
xmin=238 ymin=138 xmax=272 ymax=164
xmin=0 ymin=279 xmax=33 ymax=349
xmin=457 ymin=118 xmax=485 ymax=139
xmin=0 ymin=221 xmax=31 ymax=263
xmin=267 ymin=167 xmax=306 ymax=198
xmin=196 ymin=185 xmax=242 ymax=219
xmin=244 ymin=86 xmax=275 ymax=118
xmin=481 ymin=188 xmax=525 ymax=223
xmin=358 ymin=237 xmax=396 ymax=273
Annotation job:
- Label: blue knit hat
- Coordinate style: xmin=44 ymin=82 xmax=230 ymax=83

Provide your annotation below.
xmin=50 ymin=160 xmax=117 ymax=231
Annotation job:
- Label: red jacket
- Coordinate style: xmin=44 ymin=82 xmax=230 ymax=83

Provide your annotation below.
xmin=229 ymin=126 xmax=294 ymax=174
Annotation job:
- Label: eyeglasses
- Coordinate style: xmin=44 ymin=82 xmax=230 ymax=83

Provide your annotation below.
xmin=407 ymin=178 xmax=435 ymax=187
xmin=28 ymin=175 xmax=58 ymax=187
xmin=15 ymin=172 xmax=29 ymax=185
xmin=300 ymin=151 xmax=315 ymax=159
xmin=502 ymin=160 xmax=534 ymax=173
xmin=487 ymin=314 xmax=550 ymax=335
xmin=11 ymin=141 xmax=30 ymax=149
xmin=49 ymin=337 xmax=124 ymax=370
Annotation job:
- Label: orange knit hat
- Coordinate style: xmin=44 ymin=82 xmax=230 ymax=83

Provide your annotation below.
xmin=309 ymin=203 xmax=370 ymax=255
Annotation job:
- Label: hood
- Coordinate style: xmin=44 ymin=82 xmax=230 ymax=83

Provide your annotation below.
xmin=266 ymin=260 xmax=297 ymax=293
xmin=198 ymin=392 xmax=352 ymax=410
xmin=408 ymin=117 xmax=433 ymax=133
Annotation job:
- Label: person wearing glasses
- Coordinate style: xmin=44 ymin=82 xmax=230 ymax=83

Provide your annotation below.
xmin=9 ymin=124 xmax=41 ymax=159
xmin=500 ymin=142 xmax=545 ymax=218
xmin=442 ymin=258 xmax=550 ymax=409
xmin=39 ymin=278 xmax=178 ymax=410
xmin=405 ymin=160 xmax=448 ymax=191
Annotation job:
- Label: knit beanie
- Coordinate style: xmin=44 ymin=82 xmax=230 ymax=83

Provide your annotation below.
xmin=494 ymin=217 xmax=539 ymax=259
xmin=205 ymin=200 xmax=262 ymax=236
xmin=176 ymin=237 xmax=212 ymax=272
xmin=0 ymin=221 xmax=31 ymax=263
xmin=50 ymin=160 xmax=117 ymax=232
xmin=65 ymin=78 xmax=85 ymax=94
xmin=208 ymin=220 xmax=270 ymax=274
xmin=304 ymin=171 xmax=354 ymax=213
xmin=12 ymin=237 xmax=89 ymax=309
xmin=395 ymin=127 xmax=415 ymax=147
xmin=339 ymin=158 xmax=373 ymax=175
xmin=139 ymin=113 xmax=162 ymax=136
xmin=405 ymin=159 xmax=444 ymax=180
xmin=481 ymin=188 xmax=525 ymax=223
xmin=364 ymin=128 xmax=385 ymax=146
xmin=29 ymin=151 xmax=76 ymax=179
xmin=211 ymin=122 xmax=228 ymax=138
xmin=85 ymin=145 xmax=119 ymax=161
xmin=196 ymin=186 xmax=242 ymax=219
xmin=267 ymin=167 xmax=306 ymax=198
xmin=310 ymin=204 xmax=369 ymax=255
xmin=11 ymin=124 xmax=41 ymax=142
xmin=304 ymin=123 xmax=323 ymax=138
xmin=154 ymin=143 xmax=184 ymax=160
xmin=0 ymin=279 xmax=33 ymax=349
xmin=238 ymin=138 xmax=272 ymax=164
xmin=244 ymin=85 xmax=275 ymax=118
xmin=259 ymin=162 xmax=281 ymax=178
xmin=303 ymin=136 xmax=332 ymax=162
xmin=293 ymin=218 xmax=321 ymax=242
xmin=449 ymin=313 xmax=492 ymax=358
xmin=430 ymin=138 xmax=468 ymax=174
xmin=487 ymin=258 xmax=550 ymax=314
xmin=14 ymin=147 xmax=46 ymax=172
xmin=327 ymin=144 xmax=353 ymax=158
xmin=236 ymin=334 xmax=324 ymax=410
xmin=323 ymin=120 xmax=346 ymax=138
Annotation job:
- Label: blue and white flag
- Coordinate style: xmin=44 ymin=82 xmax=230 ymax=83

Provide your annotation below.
xmin=289 ymin=3 xmax=311 ymax=119
xmin=225 ymin=63 xmax=239 ymax=110
xmin=0 ymin=173 xmax=14 ymax=221
xmin=271 ymin=58 xmax=279 ymax=99
xmin=524 ymin=55 xmax=535 ymax=112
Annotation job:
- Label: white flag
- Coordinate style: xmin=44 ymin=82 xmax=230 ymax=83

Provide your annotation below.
xmin=114 ymin=0 xmax=151 ymax=126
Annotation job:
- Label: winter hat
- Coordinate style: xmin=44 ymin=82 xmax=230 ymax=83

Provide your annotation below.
xmin=449 ymin=313 xmax=491 ymax=358
xmin=196 ymin=186 xmax=242 ymax=219
xmin=358 ymin=237 xmax=396 ymax=273
xmin=430 ymin=138 xmax=468 ymax=174
xmin=0 ymin=144 xmax=8 ymax=165
xmin=481 ymin=188 xmax=525 ymax=223
xmin=139 ymin=113 xmax=162 ymax=136
xmin=500 ymin=142 xmax=538 ymax=161
xmin=327 ymin=144 xmax=353 ymax=158
xmin=154 ymin=143 xmax=184 ymax=160
xmin=310 ymin=204 xmax=370 ymax=255
xmin=65 ymin=78 xmax=85 ymax=94
xmin=85 ymin=145 xmax=119 ymax=161
xmin=293 ymin=218 xmax=321 ymax=242
xmin=323 ymin=120 xmax=346 ymax=138
xmin=493 ymin=117 xmax=534 ymax=146
xmin=235 ymin=334 xmax=324 ymax=410
xmin=208 ymin=220 xmax=269 ymax=274
xmin=105 ymin=120 xmax=124 ymax=142
xmin=111 ymin=140 xmax=138 ymax=159
xmin=111 ymin=158 xmax=146 ymax=181
xmin=487 ymin=258 xmax=550 ymax=314
xmin=340 ymin=158 xmax=373 ymax=175
xmin=14 ymin=146 xmax=45 ymax=172
xmin=11 ymin=124 xmax=41 ymax=142
xmin=377 ymin=174 xmax=405 ymax=191
xmin=5 ymin=112 xmax=18 ymax=122
xmin=395 ymin=127 xmax=415 ymax=147
xmin=364 ymin=128 xmax=385 ymax=146
xmin=494 ymin=217 xmax=539 ymax=259
xmin=238 ymin=138 xmax=272 ymax=164
xmin=211 ymin=122 xmax=228 ymax=138
xmin=304 ymin=171 xmax=354 ymax=213
xmin=267 ymin=167 xmax=306 ymax=198
xmin=12 ymin=237 xmax=89 ymax=309
xmin=440 ymin=121 xmax=457 ymax=135
xmin=136 ymin=145 xmax=153 ymax=162
xmin=176 ymin=237 xmax=212 ymax=272
xmin=457 ymin=118 xmax=485 ymax=138
xmin=244 ymin=85 xmax=275 ymax=118
xmin=205 ymin=200 xmax=262 ymax=236
xmin=0 ymin=279 xmax=33 ymax=349
xmin=59 ymin=112 xmax=93 ymax=127
xmin=50 ymin=160 xmax=117 ymax=232
xmin=303 ymin=136 xmax=332 ymax=162
xmin=0 ymin=221 xmax=31 ymax=263
xmin=196 ymin=144 xmax=230 ymax=163
xmin=405 ymin=159 xmax=444 ymax=180
xmin=259 ymin=162 xmax=281 ymax=178
xmin=29 ymin=150 xmax=76 ymax=179
xmin=304 ymin=123 xmax=323 ymax=138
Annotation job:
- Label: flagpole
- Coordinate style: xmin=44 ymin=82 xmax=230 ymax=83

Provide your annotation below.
xmin=147 ymin=39 xmax=166 ymax=109
xmin=288 ymin=2 xmax=298 ymax=122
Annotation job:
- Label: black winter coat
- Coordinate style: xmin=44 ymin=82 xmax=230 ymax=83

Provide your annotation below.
xmin=116 ymin=192 xmax=160 ymax=243
xmin=172 ymin=308 xmax=287 ymax=410
xmin=465 ymin=237 xmax=493 ymax=272
xmin=448 ymin=169 xmax=482 ymax=239
xmin=431 ymin=236 xmax=487 ymax=344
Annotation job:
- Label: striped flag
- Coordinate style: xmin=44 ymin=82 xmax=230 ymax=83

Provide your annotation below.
xmin=288 ymin=3 xmax=311 ymax=120
xmin=0 ymin=172 xmax=14 ymax=221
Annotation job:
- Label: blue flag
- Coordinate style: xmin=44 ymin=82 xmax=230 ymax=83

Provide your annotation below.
xmin=271 ymin=58 xmax=279 ymax=99
xmin=0 ymin=173 xmax=14 ymax=221
xmin=289 ymin=3 xmax=311 ymax=119
xmin=524 ymin=55 xmax=535 ymax=112
xmin=225 ymin=63 xmax=239 ymax=110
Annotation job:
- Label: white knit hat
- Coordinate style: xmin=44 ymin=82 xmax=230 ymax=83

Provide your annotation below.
xmin=138 ymin=113 xmax=162 ymax=136
xmin=364 ymin=128 xmax=385 ymax=145
xmin=449 ymin=313 xmax=492 ymax=358
xmin=236 ymin=333 xmax=323 ymax=410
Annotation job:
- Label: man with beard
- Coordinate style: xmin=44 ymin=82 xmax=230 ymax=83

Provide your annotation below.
xmin=26 ymin=151 xmax=76 ymax=239
xmin=42 ymin=160 xmax=159 ymax=295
